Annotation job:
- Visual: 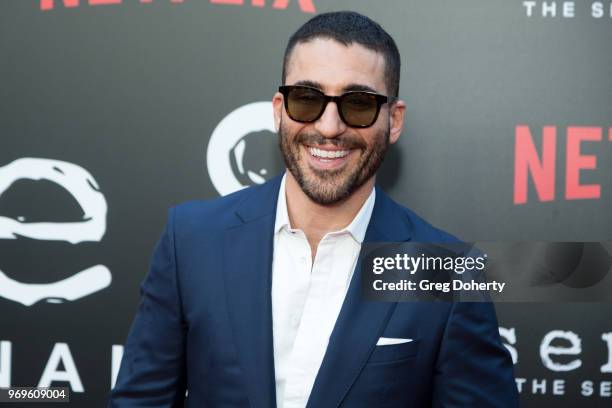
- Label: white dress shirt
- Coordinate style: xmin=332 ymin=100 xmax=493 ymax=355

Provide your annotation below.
xmin=272 ymin=174 xmax=376 ymax=408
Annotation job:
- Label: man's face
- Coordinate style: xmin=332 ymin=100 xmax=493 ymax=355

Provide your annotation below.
xmin=273 ymin=38 xmax=405 ymax=205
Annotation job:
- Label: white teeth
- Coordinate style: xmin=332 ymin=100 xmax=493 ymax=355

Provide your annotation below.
xmin=308 ymin=147 xmax=350 ymax=159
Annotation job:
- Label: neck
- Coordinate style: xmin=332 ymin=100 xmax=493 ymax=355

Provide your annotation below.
xmin=284 ymin=171 xmax=374 ymax=257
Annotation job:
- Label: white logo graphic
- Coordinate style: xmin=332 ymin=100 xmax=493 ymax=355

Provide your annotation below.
xmin=0 ymin=158 xmax=111 ymax=306
xmin=206 ymin=102 xmax=279 ymax=196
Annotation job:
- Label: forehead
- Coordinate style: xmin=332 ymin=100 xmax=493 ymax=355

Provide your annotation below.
xmin=285 ymin=38 xmax=387 ymax=95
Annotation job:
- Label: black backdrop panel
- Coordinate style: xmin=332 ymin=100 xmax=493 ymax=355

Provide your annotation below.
xmin=1 ymin=1 xmax=611 ymax=406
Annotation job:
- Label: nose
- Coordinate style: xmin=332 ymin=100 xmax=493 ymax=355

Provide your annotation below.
xmin=313 ymin=99 xmax=347 ymax=138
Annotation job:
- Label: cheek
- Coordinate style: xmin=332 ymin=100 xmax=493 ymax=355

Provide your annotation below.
xmin=280 ymin=122 xmax=305 ymax=150
xmin=361 ymin=130 xmax=383 ymax=150
xmin=285 ymin=124 xmax=308 ymax=143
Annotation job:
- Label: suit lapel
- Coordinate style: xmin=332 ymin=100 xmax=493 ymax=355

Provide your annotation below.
xmin=223 ymin=175 xmax=283 ymax=408
xmin=306 ymin=188 xmax=413 ymax=408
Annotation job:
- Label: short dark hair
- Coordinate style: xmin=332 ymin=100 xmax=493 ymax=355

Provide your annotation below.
xmin=282 ymin=11 xmax=401 ymax=97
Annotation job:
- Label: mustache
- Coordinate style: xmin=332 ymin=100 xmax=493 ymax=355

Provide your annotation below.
xmin=294 ymin=132 xmax=366 ymax=150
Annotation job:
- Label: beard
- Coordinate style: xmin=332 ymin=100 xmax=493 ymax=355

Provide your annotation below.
xmin=278 ymin=118 xmax=390 ymax=205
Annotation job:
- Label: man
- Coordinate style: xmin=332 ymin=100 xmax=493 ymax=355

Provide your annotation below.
xmin=110 ymin=11 xmax=518 ymax=407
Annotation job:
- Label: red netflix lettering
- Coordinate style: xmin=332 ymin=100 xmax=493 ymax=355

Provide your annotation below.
xmin=89 ymin=0 xmax=121 ymax=5
xmin=514 ymin=125 xmax=556 ymax=204
xmin=41 ymin=0 xmax=121 ymax=9
xmin=210 ymin=0 xmax=315 ymax=12
xmin=566 ymin=127 xmax=601 ymax=200
xmin=41 ymin=0 xmax=315 ymax=12
xmin=272 ymin=0 xmax=315 ymax=13
xmin=40 ymin=0 xmax=80 ymax=10
xmin=209 ymin=0 xmax=243 ymax=4
xmin=514 ymin=125 xmax=608 ymax=204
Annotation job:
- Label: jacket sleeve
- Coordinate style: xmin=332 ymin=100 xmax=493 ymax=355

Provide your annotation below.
xmin=432 ymin=301 xmax=520 ymax=407
xmin=109 ymin=207 xmax=187 ymax=407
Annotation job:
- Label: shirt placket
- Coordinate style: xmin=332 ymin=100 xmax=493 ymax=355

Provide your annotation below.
xmin=283 ymin=236 xmax=337 ymax=408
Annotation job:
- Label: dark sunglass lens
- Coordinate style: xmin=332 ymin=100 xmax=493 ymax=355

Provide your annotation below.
xmin=286 ymin=87 xmax=325 ymax=122
xmin=341 ymin=93 xmax=378 ymax=127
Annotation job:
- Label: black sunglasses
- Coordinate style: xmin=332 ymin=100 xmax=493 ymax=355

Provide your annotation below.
xmin=278 ymin=85 xmax=392 ymax=128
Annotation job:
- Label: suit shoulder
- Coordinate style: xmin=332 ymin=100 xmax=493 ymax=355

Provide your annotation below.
xmin=169 ymin=186 xmax=254 ymax=232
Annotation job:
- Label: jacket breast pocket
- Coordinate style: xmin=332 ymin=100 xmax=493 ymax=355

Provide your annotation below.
xmin=367 ymin=339 xmax=420 ymax=364
xmin=345 ymin=340 xmax=422 ymax=407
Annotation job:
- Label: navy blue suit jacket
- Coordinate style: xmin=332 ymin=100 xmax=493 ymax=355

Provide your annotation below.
xmin=110 ymin=174 xmax=519 ymax=407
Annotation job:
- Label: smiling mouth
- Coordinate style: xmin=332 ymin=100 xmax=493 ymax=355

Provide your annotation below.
xmin=308 ymin=146 xmax=351 ymax=159
xmin=303 ymin=144 xmax=355 ymax=170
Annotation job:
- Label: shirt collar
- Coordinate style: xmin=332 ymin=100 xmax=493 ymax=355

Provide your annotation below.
xmin=274 ymin=173 xmax=376 ymax=244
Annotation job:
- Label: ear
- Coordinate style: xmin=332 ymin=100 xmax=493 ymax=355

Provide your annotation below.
xmin=273 ymin=92 xmax=284 ymax=133
xmin=388 ymin=99 xmax=406 ymax=145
